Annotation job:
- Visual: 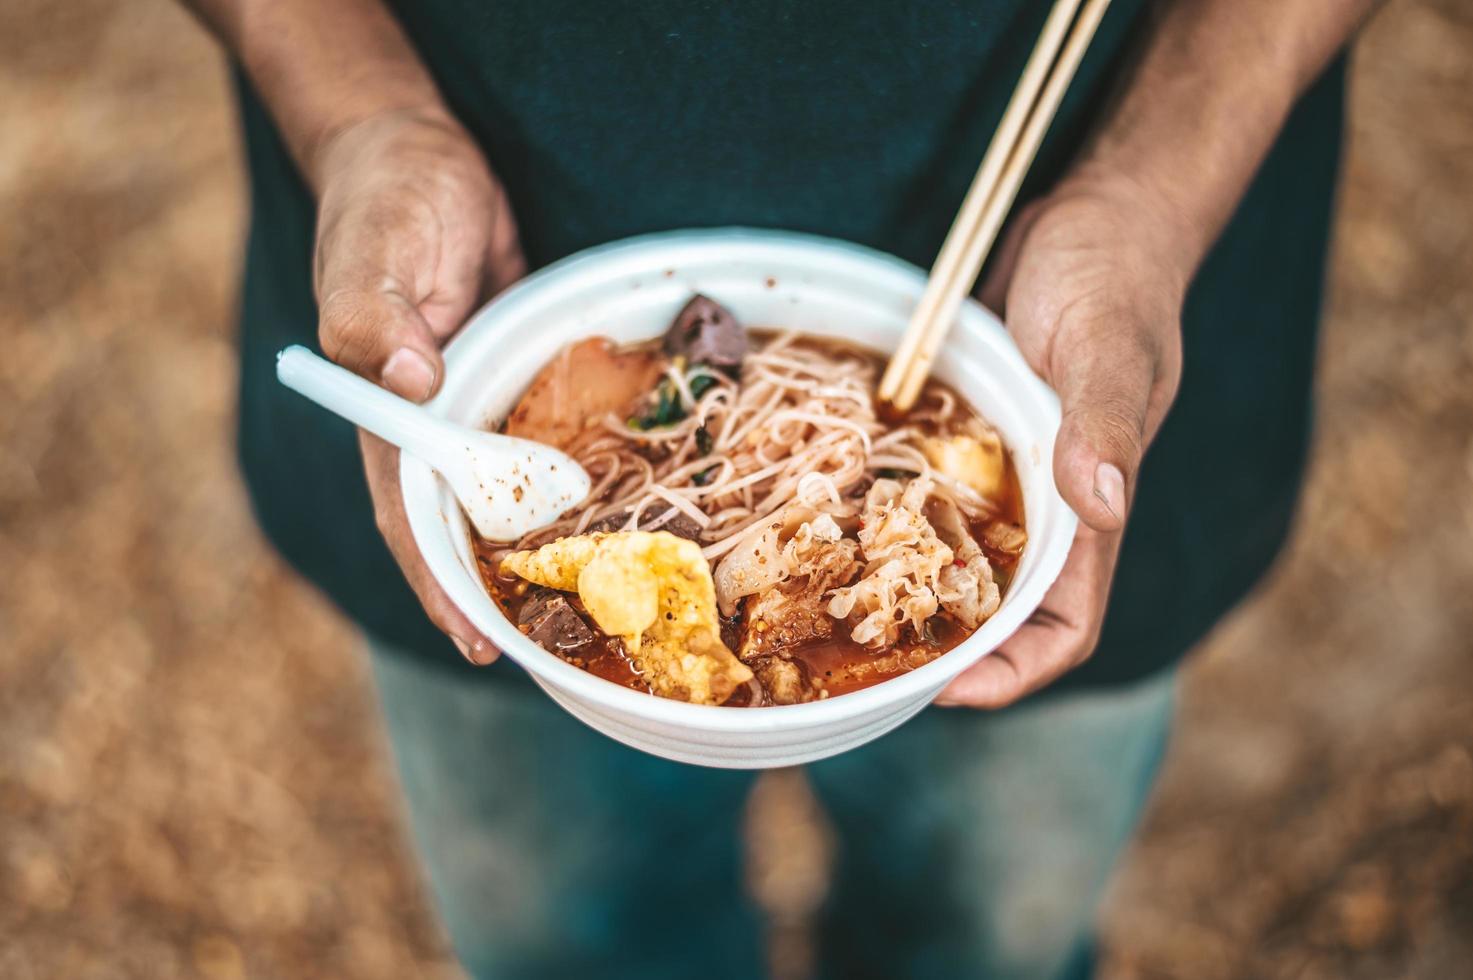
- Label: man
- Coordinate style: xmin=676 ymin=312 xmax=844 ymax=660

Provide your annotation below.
xmin=185 ymin=1 xmax=1378 ymax=976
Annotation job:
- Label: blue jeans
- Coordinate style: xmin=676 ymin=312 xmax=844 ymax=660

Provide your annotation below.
xmin=369 ymin=641 xmax=1175 ymax=979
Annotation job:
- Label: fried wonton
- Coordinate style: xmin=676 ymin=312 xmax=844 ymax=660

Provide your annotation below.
xmin=501 ymin=531 xmax=753 ymax=705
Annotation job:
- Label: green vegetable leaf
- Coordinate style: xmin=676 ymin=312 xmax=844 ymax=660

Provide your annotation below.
xmin=689 ymin=371 xmax=718 ymax=401
xmin=628 ymin=377 xmax=684 ymax=430
xmin=626 ymin=363 xmax=720 ymax=431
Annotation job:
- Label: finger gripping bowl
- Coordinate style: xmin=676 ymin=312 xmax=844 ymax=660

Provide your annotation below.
xmin=402 ymin=229 xmax=1077 ymax=769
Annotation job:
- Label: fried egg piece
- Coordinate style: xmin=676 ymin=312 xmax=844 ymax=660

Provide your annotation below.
xmin=921 ymin=431 xmax=1006 ymax=500
xmin=501 ymin=531 xmax=753 ymax=706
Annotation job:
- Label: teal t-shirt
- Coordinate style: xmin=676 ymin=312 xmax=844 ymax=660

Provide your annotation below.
xmin=234 ymin=2 xmax=1345 ymax=687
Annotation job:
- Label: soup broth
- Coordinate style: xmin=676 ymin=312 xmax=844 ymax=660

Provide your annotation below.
xmin=472 ymin=297 xmax=1025 ymax=707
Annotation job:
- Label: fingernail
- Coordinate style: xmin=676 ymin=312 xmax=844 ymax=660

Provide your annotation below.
xmin=1093 ymin=462 xmax=1125 ymax=521
xmin=382 ymin=348 xmax=436 ymax=401
xmin=462 ymin=633 xmax=497 ymax=666
xmin=451 ymin=637 xmax=472 ymax=660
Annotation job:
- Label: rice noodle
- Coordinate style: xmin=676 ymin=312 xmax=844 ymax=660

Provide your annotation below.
xmin=662 ymin=362 xmax=697 ymax=409
xmin=516 ymin=334 xmax=997 ymax=550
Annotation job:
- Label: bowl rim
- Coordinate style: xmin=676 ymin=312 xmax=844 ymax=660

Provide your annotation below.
xmin=402 ymin=227 xmax=1077 ymax=733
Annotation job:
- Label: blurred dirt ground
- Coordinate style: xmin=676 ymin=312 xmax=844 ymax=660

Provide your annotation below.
xmin=2 ymin=2 xmax=1471 ymax=978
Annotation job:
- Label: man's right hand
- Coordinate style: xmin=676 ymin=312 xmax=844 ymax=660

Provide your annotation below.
xmin=312 ymin=107 xmax=526 ymax=665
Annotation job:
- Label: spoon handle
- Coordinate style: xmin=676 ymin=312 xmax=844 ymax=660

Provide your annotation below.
xmin=275 ymin=346 xmax=459 ymax=464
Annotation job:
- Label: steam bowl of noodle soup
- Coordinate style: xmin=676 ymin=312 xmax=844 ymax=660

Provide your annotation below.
xmin=401 ymin=230 xmax=1077 ymax=768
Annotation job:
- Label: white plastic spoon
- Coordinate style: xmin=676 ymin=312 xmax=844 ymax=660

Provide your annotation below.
xmin=276 ymin=345 xmax=591 ymax=542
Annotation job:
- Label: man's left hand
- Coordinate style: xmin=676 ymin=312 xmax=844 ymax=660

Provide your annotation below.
xmin=937 ymin=177 xmax=1186 ymax=708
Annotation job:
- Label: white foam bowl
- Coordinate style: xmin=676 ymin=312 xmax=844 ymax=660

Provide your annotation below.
xmin=402 ymin=229 xmax=1076 ymax=768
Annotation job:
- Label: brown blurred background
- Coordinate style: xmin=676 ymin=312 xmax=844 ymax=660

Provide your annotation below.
xmin=2 ymin=1 xmax=1471 ymax=978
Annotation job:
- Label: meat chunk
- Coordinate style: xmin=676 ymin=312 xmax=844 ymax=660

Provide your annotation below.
xmin=518 ymin=586 xmax=595 ymax=651
xmin=733 ymin=513 xmax=861 ymax=659
xmin=981 ymin=520 xmax=1027 ymax=557
xmin=748 ymin=655 xmax=818 ymax=706
xmin=663 ymin=295 xmax=747 ymax=373
xmin=738 ymin=586 xmax=836 ymax=661
xmin=584 ymin=509 xmax=703 ymax=541
xmin=504 ymin=337 xmax=666 ymax=450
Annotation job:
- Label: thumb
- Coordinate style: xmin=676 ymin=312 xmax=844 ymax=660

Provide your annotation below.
xmin=1051 ymin=329 xmax=1158 ymax=533
xmin=318 ymin=284 xmax=445 ymax=403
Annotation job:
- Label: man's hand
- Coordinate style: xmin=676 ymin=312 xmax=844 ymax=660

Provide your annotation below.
xmin=937 ymin=178 xmax=1184 ymax=708
xmin=181 ymin=0 xmax=529 ymax=664
xmin=933 ymin=0 xmax=1381 ymax=708
xmin=313 ymin=107 xmax=526 ymax=665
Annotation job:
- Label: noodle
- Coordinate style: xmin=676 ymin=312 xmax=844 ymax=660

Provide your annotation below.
xmin=518 ymin=333 xmax=997 ymax=551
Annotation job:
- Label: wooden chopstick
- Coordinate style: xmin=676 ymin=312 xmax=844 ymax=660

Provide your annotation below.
xmin=879 ymin=0 xmax=1115 ymax=412
xmin=877 ymin=0 xmax=1083 ymax=407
